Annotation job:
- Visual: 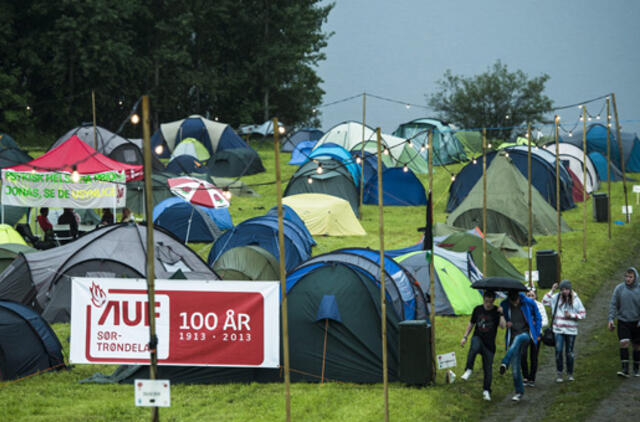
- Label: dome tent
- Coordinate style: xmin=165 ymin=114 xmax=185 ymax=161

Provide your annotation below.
xmin=282 ymin=193 xmax=365 ymax=236
xmin=392 ymin=118 xmax=468 ymax=165
xmin=153 ymin=197 xmax=231 ymax=243
xmin=281 ymin=128 xmax=323 ymax=152
xmin=543 ymin=142 xmax=599 ymax=193
xmin=213 ymin=246 xmax=279 ymax=281
xmin=205 ymin=148 xmax=265 ymax=177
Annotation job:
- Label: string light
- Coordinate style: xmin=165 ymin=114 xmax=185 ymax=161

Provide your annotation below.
xmin=405 ymin=104 xmax=410 ymax=109
xmin=579 ymin=116 xmax=584 ymax=122
xmin=26 ymin=105 xmax=31 ymax=112
xmin=407 ymin=140 xmax=413 ymax=148
xmin=472 ymin=159 xmax=477 ymax=164
xmin=312 ymin=108 xmax=317 ymax=114
xmin=214 ymin=116 xmax=219 ymax=121
xmin=420 ymin=145 xmax=426 ymax=153
xmin=154 ymin=145 xmax=164 ymax=155
xmin=130 ymin=113 xmax=140 ymax=124
xmin=569 ymin=131 xmax=573 ymax=137
xmin=403 ymin=165 xmax=408 ymax=172
xmin=307 ymin=177 xmax=313 ymax=184
xmin=383 ymin=148 xmax=389 ymax=155
xmin=578 ymin=105 xmax=583 ymax=109
xmin=505 ymin=152 xmax=509 ymax=157
xmin=505 ymin=114 xmax=510 ymax=120
xmin=278 ymin=126 xmax=286 ymax=135
xmin=222 ymin=188 xmax=232 ymax=200
xmin=355 ymin=156 xmax=362 ymax=164
xmin=316 ymin=164 xmax=323 ymax=174
xmin=450 ymin=175 xmax=456 ymax=182
xmin=487 ymin=143 xmax=492 ymax=149
xmin=596 ymin=114 xmax=601 ymax=120
xmin=71 ymin=165 xmax=80 ymax=183
xmin=587 ymin=116 xmax=592 ymax=121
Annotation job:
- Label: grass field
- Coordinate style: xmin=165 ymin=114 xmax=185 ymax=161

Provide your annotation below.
xmin=2 ymin=140 xmax=639 ymax=421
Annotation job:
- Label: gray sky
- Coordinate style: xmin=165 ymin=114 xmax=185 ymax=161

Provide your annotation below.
xmin=315 ymin=0 xmax=640 ymax=137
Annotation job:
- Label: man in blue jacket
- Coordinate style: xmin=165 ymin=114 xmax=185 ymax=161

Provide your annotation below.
xmin=499 ymin=290 xmax=542 ymax=402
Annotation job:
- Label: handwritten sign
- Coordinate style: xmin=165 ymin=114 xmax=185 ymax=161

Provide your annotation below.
xmin=437 ymin=352 xmax=457 ymax=370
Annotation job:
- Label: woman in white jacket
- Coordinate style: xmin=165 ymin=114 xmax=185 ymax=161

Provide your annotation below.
xmin=521 ymin=287 xmax=548 ymax=386
xmin=543 ymin=280 xmax=587 ymax=382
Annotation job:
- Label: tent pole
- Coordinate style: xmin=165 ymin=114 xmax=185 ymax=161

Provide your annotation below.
xmin=320 ymin=319 xmax=328 ymax=384
xmin=92 ymin=90 xmax=98 ymax=151
xmin=359 ymin=92 xmax=366 ymax=219
xmin=427 ymin=129 xmax=437 ymax=383
xmin=611 ymin=93 xmax=630 ymax=223
xmin=606 ymin=98 xmax=612 ymax=239
xmin=142 ymin=95 xmax=159 ymax=422
xmin=482 ymin=128 xmax=487 ymax=275
xmin=375 ymin=127 xmax=389 ymax=422
xmin=582 ymin=107 xmax=587 ymax=262
xmin=185 ymin=207 xmax=194 ymax=244
xmin=273 ymin=118 xmax=291 ymax=422
xmin=527 ymin=124 xmax=533 ymax=288
xmin=554 ymin=115 xmax=562 ymax=280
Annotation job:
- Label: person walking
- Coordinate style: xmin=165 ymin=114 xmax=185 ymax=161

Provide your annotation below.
xmin=543 ymin=280 xmax=586 ymax=383
xmin=608 ymin=267 xmax=640 ymax=377
xmin=499 ymin=290 xmax=542 ymax=402
xmin=460 ymin=290 xmax=506 ymax=401
xmin=521 ymin=287 xmax=548 ymax=387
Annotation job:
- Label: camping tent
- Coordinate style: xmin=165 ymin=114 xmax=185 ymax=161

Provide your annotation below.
xmin=151 ymin=115 xmax=249 ymax=158
xmin=0 ymin=224 xmax=27 ymax=245
xmin=432 ymin=222 xmax=525 ymax=258
xmin=205 ymin=148 xmax=265 ymax=177
xmin=0 ymin=134 xmax=32 ymax=167
xmin=282 ymin=194 xmax=365 ymax=236
xmin=560 ymin=123 xmax=640 ymax=172
xmin=281 ymin=128 xmax=324 ymax=152
xmin=237 ymin=120 xmax=284 ymax=137
xmin=543 ymin=143 xmax=599 ymax=193
xmin=447 ymin=153 xmax=572 ymax=245
xmin=166 ymin=155 xmax=208 ymax=175
xmin=0 ymin=300 xmax=65 ymax=381
xmin=171 ymin=138 xmax=211 ymax=161
xmin=284 ymin=158 xmax=360 ymax=217
xmin=307 ymin=143 xmax=361 ymax=187
xmin=588 ymin=152 xmax=628 ymax=182
xmin=392 ymin=118 xmax=468 ymax=165
xmin=0 ymin=223 xmax=219 ymax=323
xmin=363 ymin=167 xmax=427 ymax=206
xmin=212 ymin=246 xmax=279 ymax=280
xmin=153 ymin=197 xmax=231 ymax=243
xmin=396 ymin=249 xmax=483 ymax=315
xmin=288 ymin=140 xmax=318 ymax=165
xmin=0 ymin=243 xmax=35 ymax=272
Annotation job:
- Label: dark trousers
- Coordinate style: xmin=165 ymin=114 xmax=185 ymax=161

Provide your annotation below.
xmin=464 ymin=336 xmax=494 ymax=392
xmin=520 ymin=340 xmax=541 ymax=381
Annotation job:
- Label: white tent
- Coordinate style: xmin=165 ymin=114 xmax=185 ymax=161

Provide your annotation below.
xmin=543 ymin=143 xmax=599 ymax=193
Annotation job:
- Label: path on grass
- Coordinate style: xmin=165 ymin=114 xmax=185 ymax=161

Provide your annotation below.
xmin=480 ymin=260 xmax=640 ymax=422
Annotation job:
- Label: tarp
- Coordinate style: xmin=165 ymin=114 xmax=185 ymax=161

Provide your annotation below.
xmin=282 ymin=193 xmax=365 ymax=236
xmin=543 ymin=142 xmax=599 ymax=193
xmin=0 ymin=223 xmax=218 ymax=323
xmin=447 ymin=153 xmax=572 ymax=245
xmin=281 ymin=128 xmax=323 ymax=152
xmin=212 ymin=246 xmax=279 ymax=281
xmin=392 ymin=118 xmax=467 ymax=165
xmin=153 ymin=197 xmax=231 ymax=243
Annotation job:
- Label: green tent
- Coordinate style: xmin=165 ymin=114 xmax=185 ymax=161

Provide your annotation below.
xmin=438 ymin=232 xmax=524 ymax=280
xmin=212 ymin=246 xmax=279 ymax=280
xmin=396 ymin=251 xmax=482 ymax=315
xmin=0 ymin=243 xmax=35 ymax=272
xmin=447 ymin=153 xmax=571 ymax=245
xmin=433 ymin=222 xmax=526 ymax=258
xmin=392 ymin=118 xmax=468 ymax=165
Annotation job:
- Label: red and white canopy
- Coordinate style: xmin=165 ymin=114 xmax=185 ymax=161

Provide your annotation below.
xmin=168 ymin=176 xmax=230 ymax=208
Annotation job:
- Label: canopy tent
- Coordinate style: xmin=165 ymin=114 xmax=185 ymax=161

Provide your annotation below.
xmin=447 ymin=147 xmax=575 ymax=213
xmin=560 ymin=123 xmax=640 ymax=172
xmin=0 ymin=300 xmax=65 ymax=381
xmin=281 ymin=128 xmax=323 ymax=152
xmin=212 ymin=246 xmax=279 ymax=281
xmin=543 ymin=142 xmax=599 ymax=193
xmin=171 ymin=137 xmax=211 ymax=161
xmin=288 ymin=140 xmax=318 ymax=165
xmin=447 ymin=153 xmax=572 ymax=245
xmin=284 ymin=157 xmax=360 ymax=217
xmin=205 ymin=148 xmax=265 ymax=177
xmin=152 ymin=115 xmax=248 ymax=158
xmin=392 ymin=118 xmax=468 ymax=165
xmin=396 ymin=250 xmax=482 ymax=315
xmin=363 ymin=167 xmax=427 ymax=206
xmin=282 ymin=193 xmax=365 ymax=236
xmin=153 ymin=197 xmax=231 ymax=243
xmin=0 ymin=223 xmax=219 ymax=323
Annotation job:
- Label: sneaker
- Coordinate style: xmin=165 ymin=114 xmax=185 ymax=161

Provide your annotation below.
xmin=527 ymin=381 xmax=536 ymax=387
xmin=499 ymin=364 xmax=507 ymax=375
xmin=461 ymin=369 xmax=472 ymax=381
xmin=634 ymin=371 xmax=640 ymax=377
xmin=512 ymin=393 xmax=523 ymax=402
xmin=556 ymin=375 xmax=563 ymax=383
xmin=617 ymin=370 xmax=630 ymax=378
xmin=483 ymin=390 xmax=491 ymax=401
xmin=568 ymin=375 xmax=575 ymax=382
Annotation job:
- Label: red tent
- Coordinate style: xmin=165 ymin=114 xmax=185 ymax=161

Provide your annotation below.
xmin=8 ymin=135 xmax=143 ymax=181
xmin=565 ymin=165 xmax=589 ymax=203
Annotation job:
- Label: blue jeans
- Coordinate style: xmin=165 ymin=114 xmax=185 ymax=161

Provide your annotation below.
xmin=464 ymin=336 xmax=495 ymax=392
xmin=555 ymin=333 xmax=576 ymax=374
xmin=502 ymin=332 xmax=530 ymax=394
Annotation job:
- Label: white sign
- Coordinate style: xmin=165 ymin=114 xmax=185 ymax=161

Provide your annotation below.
xmin=135 ymin=379 xmax=171 ymax=407
xmin=622 ymin=205 xmax=633 ymax=214
xmin=524 ymin=270 xmax=539 ymax=282
xmin=70 ymin=278 xmax=280 ymax=367
xmin=633 ymin=185 xmax=640 ymax=193
xmin=437 ymin=352 xmax=457 ymax=370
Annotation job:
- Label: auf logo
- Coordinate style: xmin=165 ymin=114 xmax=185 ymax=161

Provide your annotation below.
xmin=90 ymin=282 xmax=107 ymax=307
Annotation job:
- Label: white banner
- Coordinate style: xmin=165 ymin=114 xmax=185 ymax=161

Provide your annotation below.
xmin=70 ymin=278 xmax=280 ymax=367
xmin=1 ymin=169 xmax=126 ymax=208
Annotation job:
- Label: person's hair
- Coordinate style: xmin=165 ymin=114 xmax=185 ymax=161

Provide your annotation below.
xmin=527 ymin=288 xmax=537 ymax=300
xmin=508 ymin=291 xmax=520 ymax=301
xmin=559 ymin=287 xmax=574 ymax=307
xmin=483 ymin=290 xmax=496 ymax=299
xmin=40 ymin=207 xmax=48 ymax=216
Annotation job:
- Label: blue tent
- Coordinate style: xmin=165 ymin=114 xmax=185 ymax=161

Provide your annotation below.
xmin=447 ymin=148 xmax=575 ymax=213
xmin=208 ymin=215 xmax=315 ymax=272
xmin=282 ymin=128 xmax=323 ymax=152
xmin=363 ymin=167 xmax=427 ymax=206
xmin=153 ymin=197 xmax=232 ymax=243
xmin=560 ymin=124 xmax=640 ymax=172
xmin=151 ymin=115 xmax=249 ymax=159
xmin=307 ymin=143 xmax=361 ymax=187
xmin=288 ymin=140 xmax=317 ymax=165
xmin=588 ymin=152 xmax=628 ymax=181
xmin=265 ymin=205 xmax=315 ymax=247
xmin=166 ymin=155 xmax=208 ymax=175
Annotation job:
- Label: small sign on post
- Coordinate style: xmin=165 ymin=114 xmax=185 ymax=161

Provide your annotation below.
xmin=634 ymin=185 xmax=640 ymax=204
xmin=135 ymin=379 xmax=171 ymax=407
xmin=437 ymin=352 xmax=457 ymax=370
xmin=622 ymin=205 xmax=633 ymax=214
xmin=524 ymin=270 xmax=539 ymax=282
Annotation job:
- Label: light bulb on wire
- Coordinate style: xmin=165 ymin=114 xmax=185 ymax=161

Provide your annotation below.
xmin=316 ymin=164 xmax=323 ymax=174
xmin=450 ymin=175 xmax=456 ymax=182
xmin=383 ymin=148 xmax=389 ymax=156
xmin=154 ymin=145 xmax=164 ymax=155
xmin=403 ymin=165 xmax=408 ymax=172
xmin=355 ymin=156 xmax=362 ymax=164
xmin=222 ymin=189 xmax=232 ymax=200
xmin=71 ymin=165 xmax=80 ymax=183
xmin=130 ymin=113 xmax=140 ymax=124
xmin=307 ymin=177 xmax=313 ymax=184
xmin=420 ymin=145 xmax=426 ymax=153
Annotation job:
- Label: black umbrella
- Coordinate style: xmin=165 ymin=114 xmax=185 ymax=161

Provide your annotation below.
xmin=471 ymin=277 xmax=527 ymax=292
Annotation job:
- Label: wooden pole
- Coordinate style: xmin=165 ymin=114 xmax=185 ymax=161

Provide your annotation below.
xmin=273 ymin=118 xmax=291 ymax=422
xmin=554 ymin=115 xmax=562 ymax=277
xmin=611 ymin=93 xmax=630 ymax=223
xmin=359 ymin=92 xmax=366 ymax=218
xmin=582 ymin=107 xmax=587 ymax=261
xmin=607 ymin=98 xmax=612 ymax=239
xmin=482 ymin=128 xmax=487 ymax=275
xmin=527 ymin=124 xmax=533 ymax=288
xmin=142 ymin=95 xmax=159 ymax=422
xmin=427 ymin=129 xmax=436 ymax=382
xmin=92 ymin=91 xmax=98 ymax=150
xmin=376 ymin=127 xmax=389 ymax=422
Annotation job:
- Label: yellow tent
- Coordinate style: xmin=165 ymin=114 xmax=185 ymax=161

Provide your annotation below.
xmin=283 ymin=193 xmax=366 ymax=236
xmin=0 ymin=224 xmax=27 ymax=245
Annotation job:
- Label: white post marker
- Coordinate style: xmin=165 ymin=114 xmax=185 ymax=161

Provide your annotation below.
xmin=524 ymin=270 xmax=539 ymax=283
xmin=437 ymin=352 xmax=457 ymax=370
xmin=622 ymin=205 xmax=633 ymax=214
xmin=135 ymin=379 xmax=170 ymax=407
xmin=633 ymin=185 xmax=640 ymax=205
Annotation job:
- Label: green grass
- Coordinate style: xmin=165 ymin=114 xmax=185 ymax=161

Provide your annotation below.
xmin=2 ymin=141 xmax=639 ymax=421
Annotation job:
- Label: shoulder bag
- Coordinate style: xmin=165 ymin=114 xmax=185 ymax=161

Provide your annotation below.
xmin=541 ymin=295 xmax=559 ymax=346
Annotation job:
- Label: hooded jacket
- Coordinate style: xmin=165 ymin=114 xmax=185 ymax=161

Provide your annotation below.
xmin=501 ymin=292 xmax=542 ymax=349
xmin=608 ymin=266 xmax=640 ymax=322
xmin=543 ymin=290 xmax=586 ymax=335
